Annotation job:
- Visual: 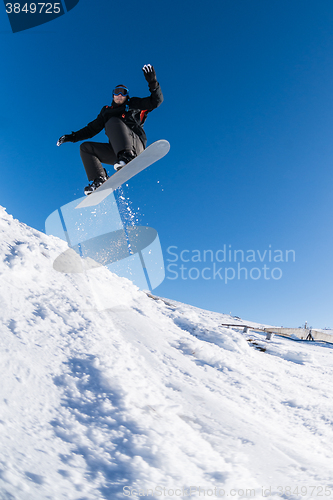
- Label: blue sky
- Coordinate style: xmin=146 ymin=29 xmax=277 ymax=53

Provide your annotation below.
xmin=1 ymin=0 xmax=333 ymax=328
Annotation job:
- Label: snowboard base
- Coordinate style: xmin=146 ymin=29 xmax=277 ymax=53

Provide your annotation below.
xmin=75 ymin=139 xmax=170 ymax=209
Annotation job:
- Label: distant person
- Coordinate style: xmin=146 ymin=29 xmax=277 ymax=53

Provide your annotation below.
xmin=57 ymin=64 xmax=163 ymax=195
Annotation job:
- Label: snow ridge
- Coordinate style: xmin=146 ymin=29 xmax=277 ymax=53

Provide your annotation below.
xmin=1 ymin=206 xmax=333 ymax=500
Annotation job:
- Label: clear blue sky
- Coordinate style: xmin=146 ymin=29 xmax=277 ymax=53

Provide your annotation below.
xmin=1 ymin=0 xmax=333 ymax=328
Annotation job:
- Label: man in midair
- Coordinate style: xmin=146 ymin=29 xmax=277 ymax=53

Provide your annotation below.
xmin=57 ymin=64 xmax=163 ymax=195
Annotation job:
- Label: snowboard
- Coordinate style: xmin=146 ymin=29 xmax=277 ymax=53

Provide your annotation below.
xmin=75 ymin=139 xmax=170 ymax=209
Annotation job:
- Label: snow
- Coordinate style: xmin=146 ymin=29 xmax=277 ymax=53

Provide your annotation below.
xmin=0 ymin=204 xmax=333 ymax=500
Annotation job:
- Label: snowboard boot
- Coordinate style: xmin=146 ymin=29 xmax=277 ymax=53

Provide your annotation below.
xmin=114 ymin=150 xmax=136 ymax=171
xmin=84 ymin=175 xmax=108 ymax=196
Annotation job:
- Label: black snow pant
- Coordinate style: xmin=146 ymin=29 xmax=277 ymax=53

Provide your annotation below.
xmin=80 ymin=117 xmax=145 ymax=181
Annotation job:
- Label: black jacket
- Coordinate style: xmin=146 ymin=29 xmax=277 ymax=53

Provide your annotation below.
xmin=72 ymin=84 xmax=163 ymax=147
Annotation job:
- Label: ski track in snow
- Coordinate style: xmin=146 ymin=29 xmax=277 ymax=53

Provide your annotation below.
xmin=0 ymin=205 xmax=333 ymax=500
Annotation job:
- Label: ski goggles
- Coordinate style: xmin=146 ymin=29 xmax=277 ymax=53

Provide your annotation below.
xmin=112 ymin=86 xmax=129 ymax=96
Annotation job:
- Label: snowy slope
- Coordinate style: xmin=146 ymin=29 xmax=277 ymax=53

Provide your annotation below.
xmin=1 ymin=205 xmax=333 ymax=500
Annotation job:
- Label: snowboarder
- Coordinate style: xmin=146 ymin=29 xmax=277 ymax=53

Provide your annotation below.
xmin=57 ymin=64 xmax=163 ymax=195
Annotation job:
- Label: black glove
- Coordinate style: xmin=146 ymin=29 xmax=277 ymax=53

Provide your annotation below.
xmin=57 ymin=132 xmax=76 ymax=146
xmin=142 ymin=64 xmax=157 ymax=90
